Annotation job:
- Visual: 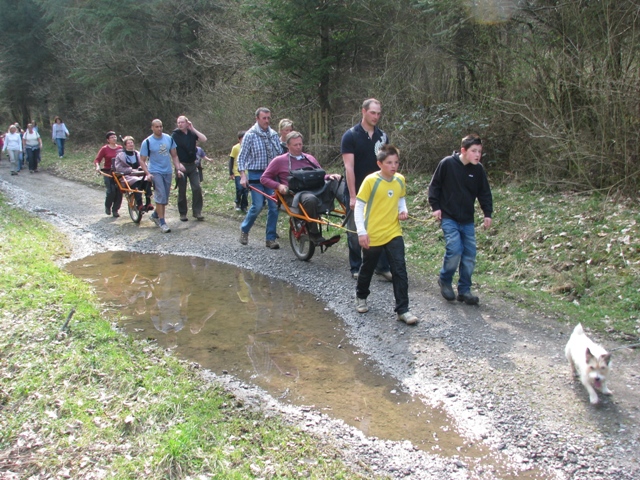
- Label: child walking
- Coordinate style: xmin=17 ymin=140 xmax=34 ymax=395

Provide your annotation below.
xmin=195 ymin=141 xmax=212 ymax=182
xmin=428 ymin=133 xmax=493 ymax=305
xmin=354 ymin=144 xmax=418 ymax=325
xmin=229 ymin=131 xmax=248 ymax=212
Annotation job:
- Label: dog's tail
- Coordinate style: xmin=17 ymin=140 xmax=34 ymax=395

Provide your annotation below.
xmin=572 ymin=323 xmax=584 ymax=336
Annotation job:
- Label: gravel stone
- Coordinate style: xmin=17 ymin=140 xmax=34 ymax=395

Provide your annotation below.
xmin=2 ymin=170 xmax=639 ymax=479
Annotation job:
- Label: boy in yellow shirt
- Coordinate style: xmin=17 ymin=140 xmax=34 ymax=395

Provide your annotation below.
xmin=228 ymin=131 xmax=248 ymax=212
xmin=354 ymin=144 xmax=418 ymax=325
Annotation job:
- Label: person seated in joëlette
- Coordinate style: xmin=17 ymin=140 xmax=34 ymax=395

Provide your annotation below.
xmin=261 ymin=131 xmax=341 ymax=245
xmin=113 ymin=136 xmax=154 ymax=211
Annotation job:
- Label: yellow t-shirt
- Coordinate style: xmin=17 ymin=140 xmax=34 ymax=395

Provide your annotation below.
xmin=356 ymin=172 xmax=406 ymax=246
xmin=229 ymin=143 xmax=241 ymax=176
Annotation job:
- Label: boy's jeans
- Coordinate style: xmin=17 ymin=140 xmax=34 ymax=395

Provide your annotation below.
xmin=234 ymin=176 xmax=248 ymax=209
xmin=439 ymin=219 xmax=477 ymax=295
xmin=356 ymin=236 xmax=409 ymax=314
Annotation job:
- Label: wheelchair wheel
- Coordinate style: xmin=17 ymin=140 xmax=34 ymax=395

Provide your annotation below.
xmin=289 ymin=218 xmax=315 ymax=261
xmin=126 ymin=193 xmax=142 ymax=224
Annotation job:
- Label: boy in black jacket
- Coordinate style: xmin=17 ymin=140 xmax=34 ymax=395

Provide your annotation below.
xmin=428 ymin=134 xmax=493 ymax=305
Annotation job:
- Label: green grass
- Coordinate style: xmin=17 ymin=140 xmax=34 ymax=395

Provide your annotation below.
xmin=0 ymin=191 xmax=366 ymax=478
xmin=39 ymin=141 xmax=640 ymax=338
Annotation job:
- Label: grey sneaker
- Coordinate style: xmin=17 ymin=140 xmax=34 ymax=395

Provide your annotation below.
xmin=265 ymin=239 xmax=280 ymax=250
xmin=397 ymin=311 xmax=418 ymax=325
xmin=239 ymin=231 xmax=249 ymax=245
xmin=355 ymin=297 xmax=369 ymax=313
xmin=160 ymin=223 xmax=171 ymax=233
xmin=351 ymin=272 xmax=359 ymax=280
xmin=180 ymin=215 xmax=188 ymax=222
xmin=150 ymin=213 xmax=160 ymax=227
xmin=375 ymin=270 xmax=393 ymax=282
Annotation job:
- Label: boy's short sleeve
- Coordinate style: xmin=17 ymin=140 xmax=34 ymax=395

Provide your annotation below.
xmin=356 ymin=174 xmax=374 ymax=203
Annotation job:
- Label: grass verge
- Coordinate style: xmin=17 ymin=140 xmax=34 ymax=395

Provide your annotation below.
xmin=0 ymin=193 xmax=364 ymax=478
xmin=40 ymin=141 xmax=640 ymax=339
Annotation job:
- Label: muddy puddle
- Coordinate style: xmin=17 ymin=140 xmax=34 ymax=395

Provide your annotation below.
xmin=67 ymin=251 xmax=518 ymax=471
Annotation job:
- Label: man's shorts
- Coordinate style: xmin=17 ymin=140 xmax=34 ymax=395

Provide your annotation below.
xmin=151 ymin=172 xmax=172 ymax=204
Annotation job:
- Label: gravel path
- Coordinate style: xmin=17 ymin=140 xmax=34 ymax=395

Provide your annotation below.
xmin=2 ymin=166 xmax=639 ymax=479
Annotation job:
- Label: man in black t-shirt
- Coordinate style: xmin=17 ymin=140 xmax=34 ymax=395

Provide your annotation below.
xmin=172 ymin=115 xmax=207 ymax=221
xmin=341 ymin=98 xmax=392 ymax=280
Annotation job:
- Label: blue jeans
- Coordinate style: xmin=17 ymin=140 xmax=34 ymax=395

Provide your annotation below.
xmin=356 ymin=236 xmax=409 ymax=314
xmin=439 ymin=219 xmax=477 ymax=295
xmin=234 ymin=176 xmax=248 ymax=209
xmin=344 ymin=190 xmax=390 ymax=274
xmin=56 ymin=138 xmax=66 ymax=157
xmin=240 ymin=170 xmax=278 ymax=240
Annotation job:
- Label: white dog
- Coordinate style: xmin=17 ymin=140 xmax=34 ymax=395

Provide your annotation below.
xmin=565 ymin=323 xmax=613 ymax=404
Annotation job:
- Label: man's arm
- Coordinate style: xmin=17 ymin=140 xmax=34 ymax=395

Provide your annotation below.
xmin=137 ymin=154 xmax=151 ymax=177
xmin=185 ymin=119 xmax=207 ymax=142
xmin=342 ymin=153 xmax=357 ymax=209
xmin=171 ymin=148 xmax=185 ymax=177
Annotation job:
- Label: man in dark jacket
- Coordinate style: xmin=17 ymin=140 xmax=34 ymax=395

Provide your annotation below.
xmin=428 ymin=134 xmax=493 ymax=305
xmin=172 ymin=115 xmax=207 ymax=221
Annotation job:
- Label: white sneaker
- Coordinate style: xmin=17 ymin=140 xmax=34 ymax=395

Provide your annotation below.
xmin=160 ymin=223 xmax=171 ymax=233
xmin=355 ymin=297 xmax=368 ymax=313
xmin=375 ymin=270 xmax=393 ymax=282
xmin=397 ymin=311 xmax=418 ymax=325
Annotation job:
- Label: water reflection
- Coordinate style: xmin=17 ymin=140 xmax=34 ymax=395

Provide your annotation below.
xmin=67 ymin=252 xmax=498 ymax=464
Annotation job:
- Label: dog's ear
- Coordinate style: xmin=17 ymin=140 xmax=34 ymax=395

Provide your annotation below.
xmin=602 ymin=353 xmax=612 ymax=365
xmin=585 ymin=348 xmax=595 ymax=362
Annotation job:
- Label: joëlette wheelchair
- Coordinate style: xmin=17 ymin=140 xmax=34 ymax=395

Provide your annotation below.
xmin=99 ymin=169 xmax=150 ymax=224
xmin=249 ymin=176 xmax=350 ymax=261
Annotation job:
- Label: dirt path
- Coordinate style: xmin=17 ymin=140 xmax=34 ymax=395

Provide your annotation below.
xmin=2 ymin=164 xmax=639 ymax=479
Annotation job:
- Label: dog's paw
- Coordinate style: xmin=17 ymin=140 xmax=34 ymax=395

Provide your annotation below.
xmin=602 ymin=387 xmax=613 ymax=396
xmin=589 ymin=394 xmax=600 ymax=404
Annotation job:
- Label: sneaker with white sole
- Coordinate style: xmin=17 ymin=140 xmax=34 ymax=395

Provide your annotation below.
xmin=397 ymin=311 xmax=418 ymax=325
xmin=355 ymin=297 xmax=369 ymax=313
xmin=150 ymin=213 xmax=160 ymax=226
xmin=160 ymin=223 xmax=171 ymax=233
xmin=375 ymin=270 xmax=393 ymax=282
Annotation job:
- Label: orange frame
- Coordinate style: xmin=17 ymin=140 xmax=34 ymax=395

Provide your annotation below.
xmin=248 ymin=185 xmax=348 ymax=231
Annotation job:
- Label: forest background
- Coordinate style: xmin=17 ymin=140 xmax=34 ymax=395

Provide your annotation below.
xmin=1 ymin=0 xmax=639 ymax=194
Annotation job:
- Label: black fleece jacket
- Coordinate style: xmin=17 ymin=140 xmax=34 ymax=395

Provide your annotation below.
xmin=428 ymin=152 xmax=493 ymax=224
